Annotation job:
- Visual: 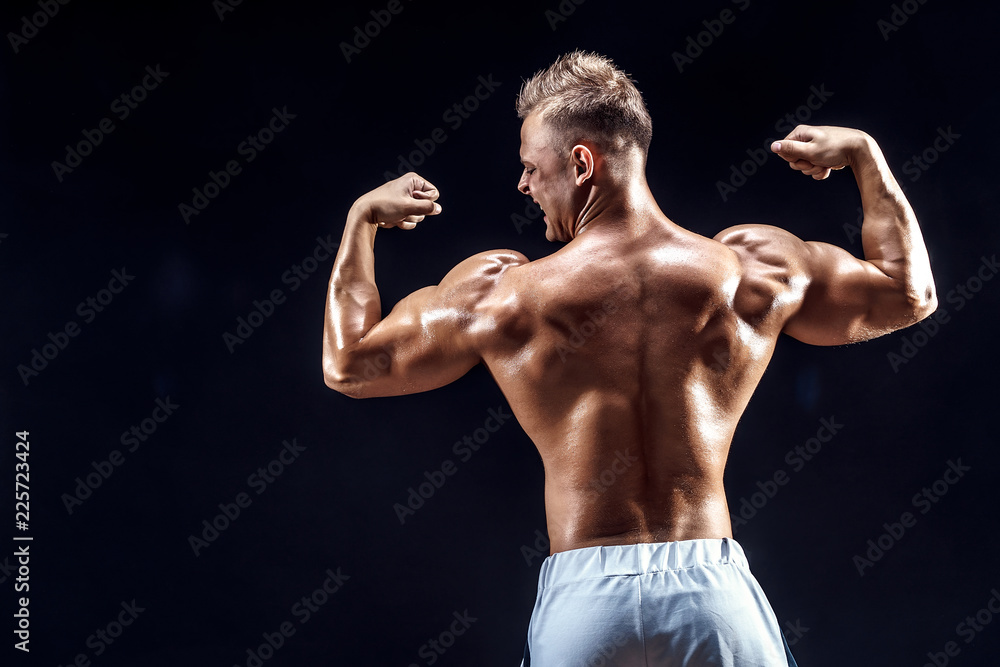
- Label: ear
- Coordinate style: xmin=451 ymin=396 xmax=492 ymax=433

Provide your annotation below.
xmin=571 ymin=144 xmax=595 ymax=186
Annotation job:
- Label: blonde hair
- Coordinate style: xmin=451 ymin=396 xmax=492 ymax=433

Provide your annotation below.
xmin=516 ymin=51 xmax=652 ymax=157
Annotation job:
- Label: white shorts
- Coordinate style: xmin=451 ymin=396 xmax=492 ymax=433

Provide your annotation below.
xmin=520 ymin=538 xmax=797 ymax=666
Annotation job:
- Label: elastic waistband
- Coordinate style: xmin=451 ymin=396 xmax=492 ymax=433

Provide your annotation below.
xmin=537 ymin=538 xmax=747 ymax=589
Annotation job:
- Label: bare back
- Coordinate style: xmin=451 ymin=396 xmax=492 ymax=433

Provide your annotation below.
xmin=477 ymin=215 xmax=800 ymax=554
xmin=326 ymin=129 xmax=936 ymax=559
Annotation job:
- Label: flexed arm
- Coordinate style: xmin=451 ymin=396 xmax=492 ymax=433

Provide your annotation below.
xmin=325 ymin=172 xmax=441 ymax=369
xmin=323 ymin=172 xmax=526 ymax=398
xmin=768 ymin=125 xmax=937 ymax=345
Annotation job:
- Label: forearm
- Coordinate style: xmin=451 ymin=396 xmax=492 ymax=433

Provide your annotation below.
xmin=323 ymin=201 xmax=380 ymax=384
xmin=853 ymin=134 xmax=937 ymax=313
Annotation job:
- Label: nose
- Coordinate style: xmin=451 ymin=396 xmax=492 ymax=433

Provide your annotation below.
xmin=517 ymin=169 xmax=530 ymax=195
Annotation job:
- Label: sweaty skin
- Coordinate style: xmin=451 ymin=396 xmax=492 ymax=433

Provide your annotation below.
xmin=323 ymin=119 xmax=936 ymax=555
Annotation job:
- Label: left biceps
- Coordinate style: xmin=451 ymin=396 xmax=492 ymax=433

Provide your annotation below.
xmin=783 ymin=241 xmax=916 ymax=345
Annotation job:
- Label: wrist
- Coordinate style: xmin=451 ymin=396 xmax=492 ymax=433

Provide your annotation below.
xmin=347 ymin=197 xmax=378 ymax=229
xmin=849 ymin=131 xmax=881 ymax=171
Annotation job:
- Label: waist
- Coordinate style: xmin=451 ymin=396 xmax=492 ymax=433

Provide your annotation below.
xmin=537 ymin=538 xmax=748 ymax=589
xmin=544 ymin=485 xmax=734 ymax=554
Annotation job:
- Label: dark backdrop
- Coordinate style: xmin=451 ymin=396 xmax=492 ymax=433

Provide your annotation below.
xmin=3 ymin=0 xmax=999 ymax=665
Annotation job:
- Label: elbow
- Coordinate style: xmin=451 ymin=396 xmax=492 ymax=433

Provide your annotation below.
xmin=917 ymin=293 xmax=939 ymax=321
xmin=910 ymin=282 xmax=939 ymax=322
xmin=322 ymin=368 xmax=351 ymax=396
xmin=888 ymin=285 xmax=938 ymax=334
xmin=872 ymin=283 xmax=938 ymax=339
xmin=322 ymin=357 xmax=369 ymax=399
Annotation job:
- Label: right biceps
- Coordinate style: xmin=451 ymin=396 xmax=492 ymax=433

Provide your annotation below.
xmin=328 ymin=287 xmax=480 ymax=398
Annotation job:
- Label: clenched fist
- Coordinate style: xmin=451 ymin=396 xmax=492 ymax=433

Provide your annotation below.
xmin=353 ymin=172 xmax=442 ymax=230
xmin=771 ymin=125 xmax=874 ymax=180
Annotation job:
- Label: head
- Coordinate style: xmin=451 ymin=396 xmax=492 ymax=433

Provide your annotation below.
xmin=516 ymin=51 xmax=653 ymax=241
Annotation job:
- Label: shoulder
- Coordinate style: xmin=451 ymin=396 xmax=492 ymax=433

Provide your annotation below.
xmin=712 ymin=224 xmax=813 ymax=320
xmin=439 ymin=249 xmax=530 ymax=289
xmin=433 ymin=249 xmax=530 ymax=309
xmin=714 ymin=223 xmax=804 ymax=255
xmin=444 ymin=249 xmax=530 ymax=279
xmin=428 ymin=250 xmax=532 ymax=349
xmin=713 ymin=223 xmax=811 ymax=278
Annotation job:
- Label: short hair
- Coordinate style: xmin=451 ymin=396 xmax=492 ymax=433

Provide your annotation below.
xmin=516 ymin=51 xmax=653 ymax=158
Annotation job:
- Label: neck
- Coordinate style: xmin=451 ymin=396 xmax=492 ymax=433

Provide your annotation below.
xmin=573 ymin=174 xmax=664 ymax=238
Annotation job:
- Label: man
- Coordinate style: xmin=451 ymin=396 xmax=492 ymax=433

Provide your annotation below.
xmin=322 ymin=51 xmax=936 ymax=665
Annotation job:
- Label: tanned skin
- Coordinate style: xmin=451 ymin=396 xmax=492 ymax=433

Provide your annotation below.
xmin=323 ymin=118 xmax=936 ymax=555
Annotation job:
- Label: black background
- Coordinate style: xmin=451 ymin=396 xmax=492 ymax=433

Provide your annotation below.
xmin=2 ymin=0 xmax=999 ymax=665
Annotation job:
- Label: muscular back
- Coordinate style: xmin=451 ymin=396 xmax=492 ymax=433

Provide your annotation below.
xmin=477 ymin=216 xmax=803 ymax=553
xmin=326 ymin=131 xmax=937 ymax=556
